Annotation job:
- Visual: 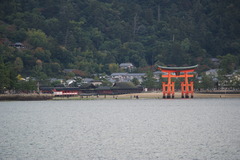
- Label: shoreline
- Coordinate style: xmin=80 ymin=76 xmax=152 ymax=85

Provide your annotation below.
xmin=0 ymin=92 xmax=239 ymax=101
xmin=115 ymin=92 xmax=240 ymax=99
xmin=0 ymin=94 xmax=54 ymax=101
xmin=53 ymin=92 xmax=240 ymax=100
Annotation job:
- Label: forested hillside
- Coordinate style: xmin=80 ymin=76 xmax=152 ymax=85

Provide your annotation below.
xmin=0 ymin=0 xmax=240 ymax=79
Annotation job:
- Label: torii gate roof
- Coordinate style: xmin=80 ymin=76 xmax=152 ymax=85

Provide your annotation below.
xmin=158 ymin=65 xmax=198 ymax=72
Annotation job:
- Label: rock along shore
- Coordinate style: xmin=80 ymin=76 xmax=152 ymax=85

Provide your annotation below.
xmin=0 ymin=94 xmax=54 ymax=101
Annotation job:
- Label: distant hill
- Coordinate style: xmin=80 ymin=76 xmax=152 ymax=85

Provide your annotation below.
xmin=0 ymin=0 xmax=239 ymax=78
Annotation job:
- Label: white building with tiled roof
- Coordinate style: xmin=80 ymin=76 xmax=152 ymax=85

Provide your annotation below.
xmin=119 ymin=63 xmax=134 ymax=71
xmin=111 ymin=72 xmax=146 ymax=83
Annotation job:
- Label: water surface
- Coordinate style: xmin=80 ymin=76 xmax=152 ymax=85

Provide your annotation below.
xmin=0 ymin=99 xmax=240 ymax=160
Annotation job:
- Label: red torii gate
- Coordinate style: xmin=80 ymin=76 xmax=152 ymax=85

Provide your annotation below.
xmin=158 ymin=65 xmax=198 ymax=98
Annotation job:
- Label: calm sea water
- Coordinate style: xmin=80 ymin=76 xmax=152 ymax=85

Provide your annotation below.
xmin=0 ymin=99 xmax=240 ymax=160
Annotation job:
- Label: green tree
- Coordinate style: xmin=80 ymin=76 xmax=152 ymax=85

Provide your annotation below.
xmin=1 ymin=0 xmax=240 ymax=77
xmin=142 ymin=71 xmax=156 ymax=89
xmin=51 ymin=62 xmax=61 ymax=72
xmin=0 ymin=60 xmax=10 ymax=93
xmin=231 ymin=71 xmax=240 ymax=89
xmin=15 ymin=79 xmax=37 ymax=93
xmin=44 ymin=18 xmax=61 ymax=36
xmin=131 ymin=77 xmax=140 ymax=86
xmin=51 ymin=80 xmax=63 ymax=87
xmin=108 ymin=63 xmax=120 ymax=73
xmin=200 ymin=74 xmax=215 ymax=90
xmin=218 ymin=54 xmax=238 ymax=75
xmin=14 ymin=57 xmax=24 ymax=73
xmin=26 ymin=29 xmax=48 ymax=48
xmin=34 ymin=47 xmax=51 ymax=62
xmin=101 ymin=78 xmax=112 ymax=87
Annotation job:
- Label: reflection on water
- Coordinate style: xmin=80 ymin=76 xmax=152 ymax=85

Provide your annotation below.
xmin=0 ymin=99 xmax=240 ymax=160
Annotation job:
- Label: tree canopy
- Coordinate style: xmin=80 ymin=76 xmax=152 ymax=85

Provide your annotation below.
xmin=0 ymin=0 xmax=239 ymax=79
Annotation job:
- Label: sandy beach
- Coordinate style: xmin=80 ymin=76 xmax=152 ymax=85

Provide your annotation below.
xmin=1 ymin=92 xmax=239 ymax=101
xmin=115 ymin=92 xmax=240 ymax=99
xmin=52 ymin=92 xmax=240 ymax=100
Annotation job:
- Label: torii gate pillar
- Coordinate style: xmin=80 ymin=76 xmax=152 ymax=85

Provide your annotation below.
xmin=158 ymin=65 xmax=198 ymax=99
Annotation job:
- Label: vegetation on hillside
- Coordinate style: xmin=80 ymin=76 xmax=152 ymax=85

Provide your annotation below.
xmin=0 ymin=0 xmax=240 ymax=92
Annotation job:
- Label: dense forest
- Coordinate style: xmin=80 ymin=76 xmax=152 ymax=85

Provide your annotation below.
xmin=0 ymin=0 xmax=240 ymax=83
